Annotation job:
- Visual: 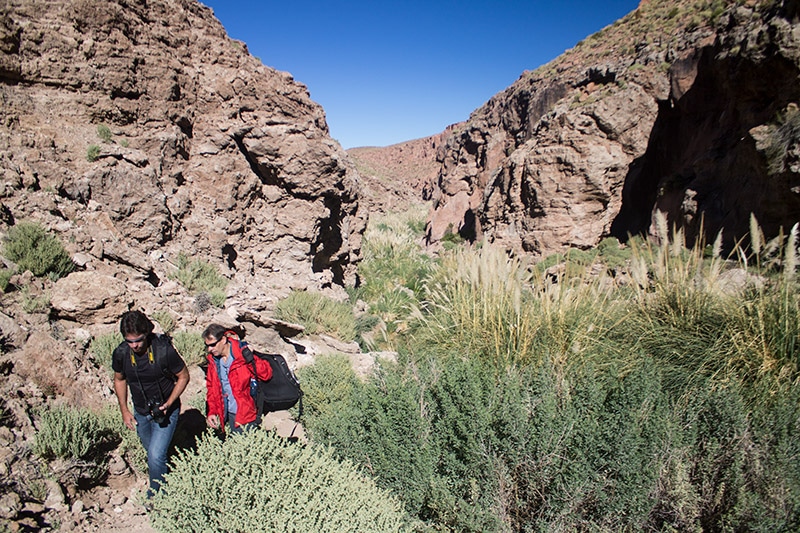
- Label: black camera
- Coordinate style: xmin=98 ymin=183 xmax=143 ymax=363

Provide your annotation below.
xmin=147 ymin=399 xmax=167 ymax=424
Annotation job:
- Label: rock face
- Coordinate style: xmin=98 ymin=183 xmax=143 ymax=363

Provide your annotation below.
xmin=427 ymin=0 xmax=800 ymax=256
xmin=347 ymin=127 xmax=457 ymax=213
xmin=0 ymin=0 xmax=366 ymax=310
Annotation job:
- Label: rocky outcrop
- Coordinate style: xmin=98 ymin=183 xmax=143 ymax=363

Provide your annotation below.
xmin=346 ymin=127 xmax=457 ymax=213
xmin=428 ymin=0 xmax=800 ymax=256
xmin=0 ymin=0 xmax=366 ymax=308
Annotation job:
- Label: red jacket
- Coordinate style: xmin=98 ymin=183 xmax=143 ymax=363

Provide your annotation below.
xmin=206 ymin=332 xmax=272 ymax=430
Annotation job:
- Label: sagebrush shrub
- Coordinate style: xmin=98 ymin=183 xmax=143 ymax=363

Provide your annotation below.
xmin=3 ymin=222 xmax=74 ymax=279
xmin=295 ymin=353 xmax=360 ymax=420
xmin=170 ymin=253 xmax=228 ymax=307
xmin=96 ymin=124 xmax=112 ymax=143
xmin=33 ymin=405 xmax=118 ymax=462
xmin=20 ymin=286 xmax=50 ymax=313
xmin=304 ymin=358 xmax=439 ymax=520
xmin=151 ymin=310 xmax=175 ymax=334
xmin=0 ymin=269 xmax=11 ymax=292
xmin=89 ymin=332 xmax=123 ymax=375
xmin=97 ymin=406 xmax=147 ymax=475
xmin=151 ymin=429 xmax=415 ymax=533
xmin=170 ymin=330 xmax=205 ymax=366
xmin=86 ymin=144 xmax=100 ymax=162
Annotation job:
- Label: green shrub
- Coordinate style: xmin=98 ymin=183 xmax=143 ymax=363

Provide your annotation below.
xmin=2 ymin=222 xmax=74 ymax=279
xmin=20 ymin=286 xmax=50 ymax=314
xmin=0 ymin=269 xmax=11 ymax=292
xmin=151 ymin=310 xmax=176 ymax=335
xmin=150 ymin=429 xmax=415 ymax=533
xmin=296 ymin=353 xmax=360 ymax=420
xmin=86 ymin=144 xmax=100 ymax=162
xmin=302 ymin=356 xmax=440 ymax=521
xmin=170 ymin=330 xmax=205 ymax=367
xmin=275 ymin=290 xmax=357 ymax=342
xmin=33 ymin=405 xmax=118 ymax=462
xmin=96 ymin=124 xmax=112 ymax=143
xmin=89 ymin=332 xmax=123 ymax=375
xmin=186 ymin=392 xmax=207 ymax=414
xmin=169 ymin=253 xmax=228 ymax=307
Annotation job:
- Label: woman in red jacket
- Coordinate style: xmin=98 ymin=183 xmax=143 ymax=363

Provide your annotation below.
xmin=202 ymin=324 xmax=272 ymax=433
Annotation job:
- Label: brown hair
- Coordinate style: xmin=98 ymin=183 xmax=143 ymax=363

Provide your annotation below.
xmin=119 ymin=310 xmax=154 ymax=337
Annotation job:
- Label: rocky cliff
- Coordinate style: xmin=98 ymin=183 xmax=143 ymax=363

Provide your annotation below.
xmin=427 ymin=0 xmax=800 ymax=256
xmin=346 ymin=126 xmax=457 ymax=213
xmin=0 ymin=0 xmax=366 ymax=312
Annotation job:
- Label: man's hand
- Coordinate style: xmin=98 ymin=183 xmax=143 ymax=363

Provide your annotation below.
xmin=122 ymin=409 xmax=137 ymax=431
xmin=207 ymin=414 xmax=221 ymax=429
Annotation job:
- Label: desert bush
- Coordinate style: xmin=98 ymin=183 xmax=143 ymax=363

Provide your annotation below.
xmin=0 ymin=269 xmax=11 ymax=292
xmin=185 ymin=392 xmax=206 ymax=414
xmin=275 ymin=290 xmax=357 ymax=342
xmin=295 ymin=353 xmax=359 ymax=420
xmin=89 ymin=332 xmax=123 ymax=375
xmin=303 ymin=358 xmax=439 ymax=522
xmin=170 ymin=330 xmax=205 ymax=367
xmin=150 ymin=429 xmax=415 ymax=532
xmin=2 ymin=221 xmax=74 ymax=279
xmin=96 ymin=124 xmax=112 ymax=143
xmin=170 ymin=253 xmax=228 ymax=307
xmin=19 ymin=286 xmax=50 ymax=314
xmin=33 ymin=405 xmax=118 ymax=463
xmin=151 ymin=310 xmax=176 ymax=334
xmin=302 ymin=350 xmax=679 ymax=531
xmin=86 ymin=144 xmax=100 ymax=162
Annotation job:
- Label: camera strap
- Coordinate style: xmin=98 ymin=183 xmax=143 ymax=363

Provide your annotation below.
xmin=131 ymin=346 xmax=166 ymax=405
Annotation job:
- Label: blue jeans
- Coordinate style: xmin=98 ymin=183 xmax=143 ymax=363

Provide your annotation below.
xmin=134 ymin=407 xmax=179 ymax=497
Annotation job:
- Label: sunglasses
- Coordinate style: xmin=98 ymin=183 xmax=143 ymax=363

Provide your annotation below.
xmin=125 ymin=334 xmax=147 ymax=345
xmin=205 ymin=337 xmax=224 ymax=348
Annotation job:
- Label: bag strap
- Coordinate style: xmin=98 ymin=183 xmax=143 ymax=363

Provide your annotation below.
xmin=240 ymin=344 xmax=258 ymax=378
xmin=151 ymin=334 xmax=177 ymax=382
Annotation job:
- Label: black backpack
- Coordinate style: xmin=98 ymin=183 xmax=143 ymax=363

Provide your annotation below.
xmin=241 ymin=345 xmax=304 ymax=417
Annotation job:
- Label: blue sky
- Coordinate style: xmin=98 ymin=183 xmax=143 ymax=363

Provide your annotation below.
xmin=201 ymin=1 xmax=640 ymax=149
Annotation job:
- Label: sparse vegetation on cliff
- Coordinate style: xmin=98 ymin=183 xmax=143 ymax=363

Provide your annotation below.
xmin=170 ymin=253 xmax=228 ymax=308
xmin=2 ymin=222 xmax=74 ymax=280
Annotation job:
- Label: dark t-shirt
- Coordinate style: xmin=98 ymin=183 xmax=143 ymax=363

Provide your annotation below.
xmin=112 ymin=334 xmax=186 ymax=415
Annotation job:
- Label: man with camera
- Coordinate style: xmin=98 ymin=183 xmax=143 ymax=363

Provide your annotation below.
xmin=112 ymin=310 xmax=190 ymax=499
